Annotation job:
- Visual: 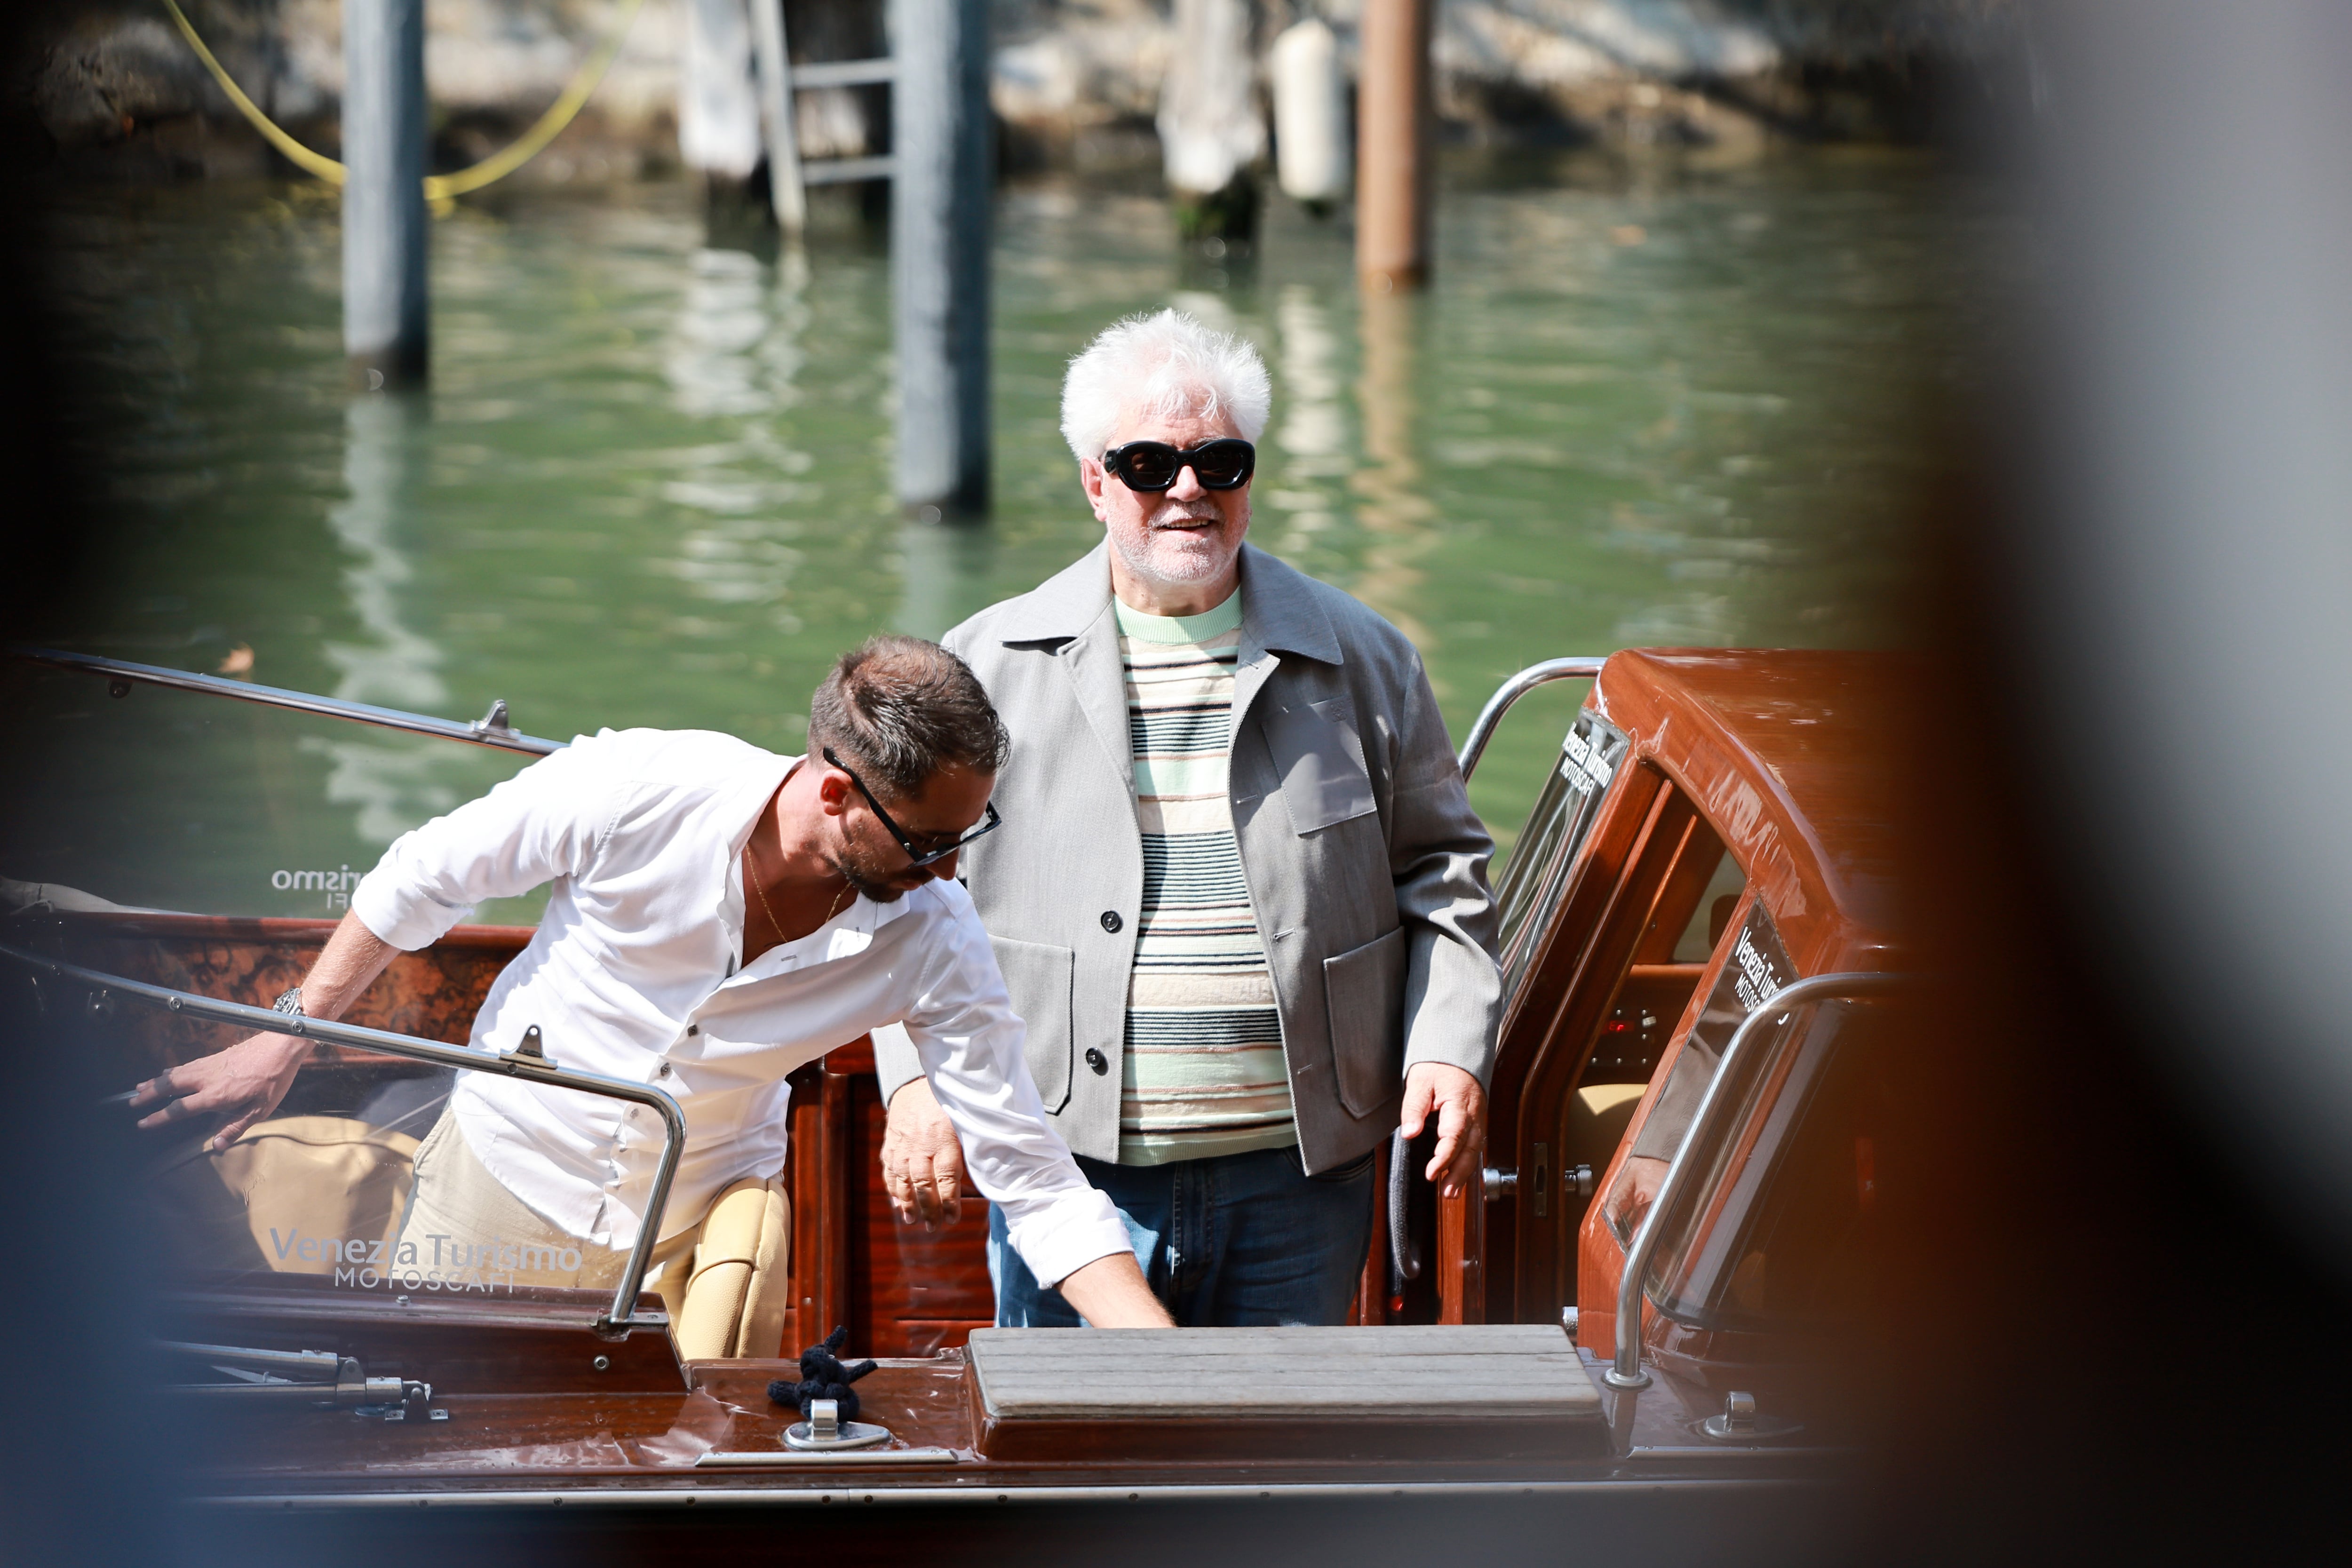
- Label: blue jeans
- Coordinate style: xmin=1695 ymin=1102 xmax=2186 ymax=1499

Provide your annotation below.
xmin=989 ymin=1144 xmax=1376 ymax=1327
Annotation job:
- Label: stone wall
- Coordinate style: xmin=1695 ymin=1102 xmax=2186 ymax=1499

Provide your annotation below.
xmin=16 ymin=0 xmax=2020 ymax=183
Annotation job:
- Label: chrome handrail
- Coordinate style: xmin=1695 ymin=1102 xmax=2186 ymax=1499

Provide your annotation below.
xmin=1456 ymin=657 xmax=1609 ymax=781
xmin=0 ymin=941 xmax=679 ymax=1338
xmin=1603 ymin=970 xmax=1914 ymax=1391
xmin=10 ymin=646 xmax=564 ymax=757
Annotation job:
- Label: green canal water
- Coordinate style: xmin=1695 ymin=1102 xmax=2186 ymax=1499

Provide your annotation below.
xmin=10 ymin=151 xmax=1980 ymax=923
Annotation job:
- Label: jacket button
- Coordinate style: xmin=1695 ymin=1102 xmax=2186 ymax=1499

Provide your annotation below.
xmin=1100 ymin=911 xmax=1122 ymax=933
xmin=686 ymin=1024 xmax=699 ymax=1036
xmin=657 ymin=1062 xmax=672 ymax=1079
xmin=1085 ymin=1048 xmax=1109 ymax=1075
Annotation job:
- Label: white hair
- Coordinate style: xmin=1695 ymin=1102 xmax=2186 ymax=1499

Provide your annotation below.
xmin=1058 ymin=309 xmax=1272 ymax=462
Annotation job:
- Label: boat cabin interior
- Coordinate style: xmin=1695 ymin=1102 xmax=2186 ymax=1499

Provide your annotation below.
xmin=2 ymin=645 xmax=1907 ymax=1502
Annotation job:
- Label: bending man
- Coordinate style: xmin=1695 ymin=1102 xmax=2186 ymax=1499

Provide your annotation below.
xmin=129 ymin=637 xmax=1171 ymax=1329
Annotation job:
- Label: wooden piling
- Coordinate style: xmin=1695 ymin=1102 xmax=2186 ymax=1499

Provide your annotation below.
xmin=890 ymin=0 xmax=991 ymax=517
xmin=1356 ymin=0 xmax=1434 ymax=293
xmin=342 ymin=0 xmax=429 ymax=386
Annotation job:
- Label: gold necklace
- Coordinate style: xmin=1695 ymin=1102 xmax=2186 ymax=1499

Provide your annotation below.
xmin=748 ymin=837 xmax=849 ymax=946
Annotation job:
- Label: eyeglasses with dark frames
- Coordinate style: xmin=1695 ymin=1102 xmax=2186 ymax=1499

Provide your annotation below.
xmin=820 ymin=746 xmax=1002 ymax=869
xmin=1099 ymin=438 xmax=1256 ymax=493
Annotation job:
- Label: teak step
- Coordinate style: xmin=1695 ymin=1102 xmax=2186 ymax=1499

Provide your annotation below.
xmin=965 ymin=1324 xmax=1605 ymax=1464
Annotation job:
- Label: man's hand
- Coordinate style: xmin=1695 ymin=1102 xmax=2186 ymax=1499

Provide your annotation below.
xmin=121 ymin=910 xmax=398 ymax=1154
xmin=881 ymin=1077 xmax=969 ymax=1229
xmin=127 ymin=1030 xmax=310 ymax=1151
xmin=1399 ymin=1061 xmax=1487 ymax=1199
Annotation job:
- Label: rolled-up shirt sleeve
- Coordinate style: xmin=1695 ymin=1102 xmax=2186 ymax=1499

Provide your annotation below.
xmin=901 ymin=911 xmax=1131 ymax=1289
xmin=351 ymin=731 xmax=617 ymax=951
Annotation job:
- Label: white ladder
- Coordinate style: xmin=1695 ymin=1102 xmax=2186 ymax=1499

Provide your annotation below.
xmin=751 ymin=0 xmax=897 ymax=232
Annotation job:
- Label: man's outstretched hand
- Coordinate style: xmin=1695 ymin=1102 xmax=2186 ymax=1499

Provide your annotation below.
xmin=127 ymin=1030 xmax=310 ymax=1151
xmin=120 ymin=909 xmax=400 ymax=1153
xmin=881 ymin=1076 xmax=970 ymax=1229
xmin=1399 ymin=1061 xmax=1488 ymax=1199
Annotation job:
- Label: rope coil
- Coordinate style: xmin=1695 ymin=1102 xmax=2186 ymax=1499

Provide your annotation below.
xmin=158 ymin=0 xmax=646 ymax=200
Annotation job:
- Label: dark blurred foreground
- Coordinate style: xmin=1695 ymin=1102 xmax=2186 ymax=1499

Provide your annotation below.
xmin=7 ymin=3 xmax=2351 ymax=1563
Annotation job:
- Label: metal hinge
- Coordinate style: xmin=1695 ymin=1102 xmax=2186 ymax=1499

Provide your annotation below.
xmin=501 ymin=1023 xmax=548 ymax=1066
xmin=470 ymin=698 xmax=516 ymax=738
xmin=1485 ymin=1163 xmax=1594 ymax=1203
xmin=161 ymin=1341 xmax=435 ymax=1419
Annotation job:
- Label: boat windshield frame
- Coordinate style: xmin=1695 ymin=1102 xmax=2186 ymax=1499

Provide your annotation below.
xmin=1603 ymin=971 xmax=1914 ymax=1390
xmin=10 ymin=646 xmax=566 ymax=756
xmin=1491 ymin=704 xmax=1632 ymax=997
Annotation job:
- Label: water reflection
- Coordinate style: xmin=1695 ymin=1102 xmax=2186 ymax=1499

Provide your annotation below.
xmin=1350 ymin=291 xmax=1439 ymax=657
xmin=307 ymin=396 xmax=461 ymax=849
xmin=660 ymin=247 xmax=816 ymax=639
xmin=664 ymin=247 xmax=797 ymax=419
xmin=1267 ymin=285 xmax=1348 ymax=561
xmin=1275 ymin=286 xmax=1347 ymax=477
xmin=894 ymin=516 xmax=998 ymax=641
xmin=323 ymin=398 xmax=445 ymax=712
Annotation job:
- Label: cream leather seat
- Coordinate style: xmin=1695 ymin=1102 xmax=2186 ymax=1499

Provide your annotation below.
xmin=151 ymin=1115 xmax=420 ymax=1277
xmin=654 ymin=1173 xmax=791 ymax=1361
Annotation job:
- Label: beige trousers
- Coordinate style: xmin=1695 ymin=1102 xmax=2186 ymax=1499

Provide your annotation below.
xmin=394 ymin=1110 xmax=695 ymax=1294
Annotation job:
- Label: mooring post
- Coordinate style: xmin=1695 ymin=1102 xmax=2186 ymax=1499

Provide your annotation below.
xmin=1159 ymin=0 xmax=1264 ymax=245
xmin=682 ymin=0 xmax=767 ymax=230
xmin=1271 ymin=17 xmax=1349 ymax=213
xmin=342 ymin=0 xmax=429 ymax=386
xmin=890 ymin=0 xmax=991 ymax=517
xmin=1357 ymin=0 xmax=1434 ymax=292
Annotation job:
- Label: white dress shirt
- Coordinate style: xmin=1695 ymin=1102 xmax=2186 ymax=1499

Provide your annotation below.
xmin=350 ymin=727 xmax=1130 ymax=1288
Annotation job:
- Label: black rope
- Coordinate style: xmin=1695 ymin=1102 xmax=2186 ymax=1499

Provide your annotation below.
xmin=766 ymin=1324 xmax=878 ymax=1425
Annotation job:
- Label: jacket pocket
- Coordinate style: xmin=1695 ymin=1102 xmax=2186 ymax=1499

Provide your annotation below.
xmin=1324 ymin=925 xmax=1408 ymax=1118
xmin=991 ymin=935 xmax=1077 ymax=1114
xmin=1262 ymin=697 xmax=1378 ymax=835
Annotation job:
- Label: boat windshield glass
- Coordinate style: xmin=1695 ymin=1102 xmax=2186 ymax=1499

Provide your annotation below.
xmin=0 ymin=662 xmax=674 ymax=1320
xmin=0 ymin=668 xmax=544 ymax=924
xmin=133 ymin=1020 xmax=648 ymax=1311
xmin=1492 ymin=708 xmax=1631 ymax=998
xmin=1667 ymin=846 xmax=1747 ymax=964
xmin=1639 ymin=997 xmax=1897 ymax=1332
xmin=1602 ymin=899 xmax=1795 ymax=1243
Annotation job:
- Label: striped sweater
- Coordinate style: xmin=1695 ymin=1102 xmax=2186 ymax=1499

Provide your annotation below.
xmin=1114 ymin=592 xmax=1296 ymax=1165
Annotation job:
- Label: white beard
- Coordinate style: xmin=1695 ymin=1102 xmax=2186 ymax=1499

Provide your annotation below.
xmin=1107 ymin=515 xmax=1240 ymax=587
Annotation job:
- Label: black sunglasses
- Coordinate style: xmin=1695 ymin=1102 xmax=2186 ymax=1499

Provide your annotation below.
xmin=820 ymin=746 xmax=1002 ymax=869
xmin=1100 ymin=438 xmax=1256 ymax=493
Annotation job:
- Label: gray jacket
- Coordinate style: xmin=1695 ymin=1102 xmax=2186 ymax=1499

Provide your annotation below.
xmin=873 ymin=542 xmax=1502 ymax=1174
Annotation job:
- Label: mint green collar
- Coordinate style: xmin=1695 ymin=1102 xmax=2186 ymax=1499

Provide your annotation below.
xmin=1112 ymin=589 xmax=1244 ymax=645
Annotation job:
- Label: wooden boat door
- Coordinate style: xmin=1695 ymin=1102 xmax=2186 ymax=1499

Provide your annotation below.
xmin=1469 ymin=706 xmax=1745 ymax=1328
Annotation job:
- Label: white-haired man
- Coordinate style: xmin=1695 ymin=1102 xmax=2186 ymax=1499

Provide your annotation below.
xmin=872 ymin=310 xmax=1503 ymax=1327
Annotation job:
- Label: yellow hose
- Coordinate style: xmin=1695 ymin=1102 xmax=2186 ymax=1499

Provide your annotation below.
xmin=158 ymin=0 xmax=646 ymax=201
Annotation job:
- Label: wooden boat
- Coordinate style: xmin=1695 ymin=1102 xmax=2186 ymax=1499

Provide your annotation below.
xmin=3 ymin=645 xmax=1907 ymax=1531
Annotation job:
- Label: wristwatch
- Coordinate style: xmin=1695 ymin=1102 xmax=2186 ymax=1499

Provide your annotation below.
xmin=272 ymin=987 xmax=306 ymax=1019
